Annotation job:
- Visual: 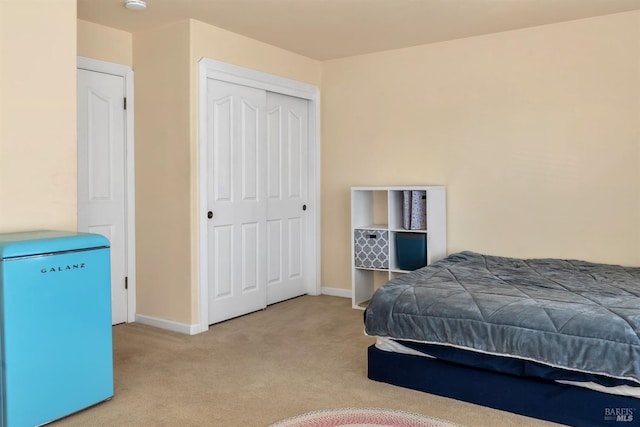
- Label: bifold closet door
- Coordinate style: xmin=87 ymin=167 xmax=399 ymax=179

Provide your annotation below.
xmin=206 ymin=79 xmax=310 ymax=325
xmin=207 ymin=80 xmax=268 ymax=324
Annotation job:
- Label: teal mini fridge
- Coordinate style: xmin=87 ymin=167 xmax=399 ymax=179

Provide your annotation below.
xmin=0 ymin=230 xmax=113 ymax=426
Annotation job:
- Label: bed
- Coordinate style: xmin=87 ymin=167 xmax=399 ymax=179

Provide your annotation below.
xmin=364 ymin=251 xmax=640 ymax=426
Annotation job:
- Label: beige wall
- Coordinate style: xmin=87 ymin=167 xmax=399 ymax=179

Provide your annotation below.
xmin=0 ymin=0 xmax=77 ymax=233
xmin=134 ymin=19 xmax=322 ymax=324
xmin=133 ymin=21 xmax=192 ymax=323
xmin=321 ymin=11 xmax=640 ymax=290
xmin=77 ymin=19 xmax=132 ymax=67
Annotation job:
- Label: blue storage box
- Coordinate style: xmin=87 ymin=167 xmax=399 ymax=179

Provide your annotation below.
xmin=396 ymin=233 xmax=427 ymax=271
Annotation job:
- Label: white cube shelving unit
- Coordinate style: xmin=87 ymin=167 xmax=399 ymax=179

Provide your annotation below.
xmin=351 ymin=186 xmax=447 ymax=309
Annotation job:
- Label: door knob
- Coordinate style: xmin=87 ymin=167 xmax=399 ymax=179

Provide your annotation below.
xmin=302 ymin=204 xmax=307 ymax=211
xmin=207 ymin=211 xmax=213 ymax=219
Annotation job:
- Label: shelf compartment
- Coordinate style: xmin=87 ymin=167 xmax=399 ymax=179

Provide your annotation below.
xmin=351 ymin=190 xmax=388 ymax=229
xmin=389 ymin=190 xmax=427 ymax=231
xmin=352 ymin=269 xmax=389 ymax=310
xmin=388 ymin=231 xmax=427 ymax=271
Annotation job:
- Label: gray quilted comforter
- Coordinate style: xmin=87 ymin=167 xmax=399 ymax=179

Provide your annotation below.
xmin=364 ymin=251 xmax=640 ymax=382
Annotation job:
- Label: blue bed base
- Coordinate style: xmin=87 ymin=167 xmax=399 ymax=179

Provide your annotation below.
xmin=368 ymin=345 xmax=640 ymax=427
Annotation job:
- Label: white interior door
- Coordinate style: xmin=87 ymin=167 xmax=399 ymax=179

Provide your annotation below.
xmin=207 ymin=79 xmax=268 ymax=324
xmin=266 ymin=93 xmax=309 ymax=304
xmin=77 ymin=68 xmax=128 ymax=325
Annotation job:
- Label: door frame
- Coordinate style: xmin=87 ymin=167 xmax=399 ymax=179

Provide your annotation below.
xmin=77 ymin=56 xmax=137 ymax=323
xmin=198 ymin=58 xmax=321 ymax=333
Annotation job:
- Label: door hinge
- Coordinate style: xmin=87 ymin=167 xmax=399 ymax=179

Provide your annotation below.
xmin=124 ymin=97 xmax=127 ymax=110
xmin=125 ymin=276 xmax=129 ymax=289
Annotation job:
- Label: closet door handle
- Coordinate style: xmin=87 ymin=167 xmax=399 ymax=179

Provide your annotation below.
xmin=207 ymin=211 xmax=213 ymax=219
xmin=302 ymin=204 xmax=307 ymax=211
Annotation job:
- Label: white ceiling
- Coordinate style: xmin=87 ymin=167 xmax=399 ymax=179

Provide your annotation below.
xmin=77 ymin=0 xmax=640 ymax=60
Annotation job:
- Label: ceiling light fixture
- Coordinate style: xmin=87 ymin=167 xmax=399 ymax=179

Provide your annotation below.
xmin=125 ymin=0 xmax=147 ymax=11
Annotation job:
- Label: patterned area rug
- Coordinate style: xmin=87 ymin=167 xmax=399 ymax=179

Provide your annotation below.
xmin=268 ymin=407 xmax=462 ymax=427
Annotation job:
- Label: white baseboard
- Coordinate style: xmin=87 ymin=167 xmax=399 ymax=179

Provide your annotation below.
xmin=321 ymin=286 xmax=351 ymax=299
xmin=135 ymin=314 xmax=202 ymax=335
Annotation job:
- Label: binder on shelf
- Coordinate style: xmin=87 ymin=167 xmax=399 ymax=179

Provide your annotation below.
xmin=410 ymin=190 xmax=427 ymax=230
xmin=402 ymin=191 xmax=411 ymax=230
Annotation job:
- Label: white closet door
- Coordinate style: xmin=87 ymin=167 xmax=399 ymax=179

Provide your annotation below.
xmin=207 ymin=79 xmax=268 ymax=324
xmin=266 ymin=93 xmax=309 ymax=304
xmin=77 ymin=69 xmax=128 ymax=325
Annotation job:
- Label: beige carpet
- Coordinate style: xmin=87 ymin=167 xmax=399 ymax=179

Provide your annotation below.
xmin=54 ymin=295 xmax=560 ymax=426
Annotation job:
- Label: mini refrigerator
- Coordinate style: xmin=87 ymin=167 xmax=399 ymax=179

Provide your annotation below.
xmin=0 ymin=230 xmax=113 ymax=426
